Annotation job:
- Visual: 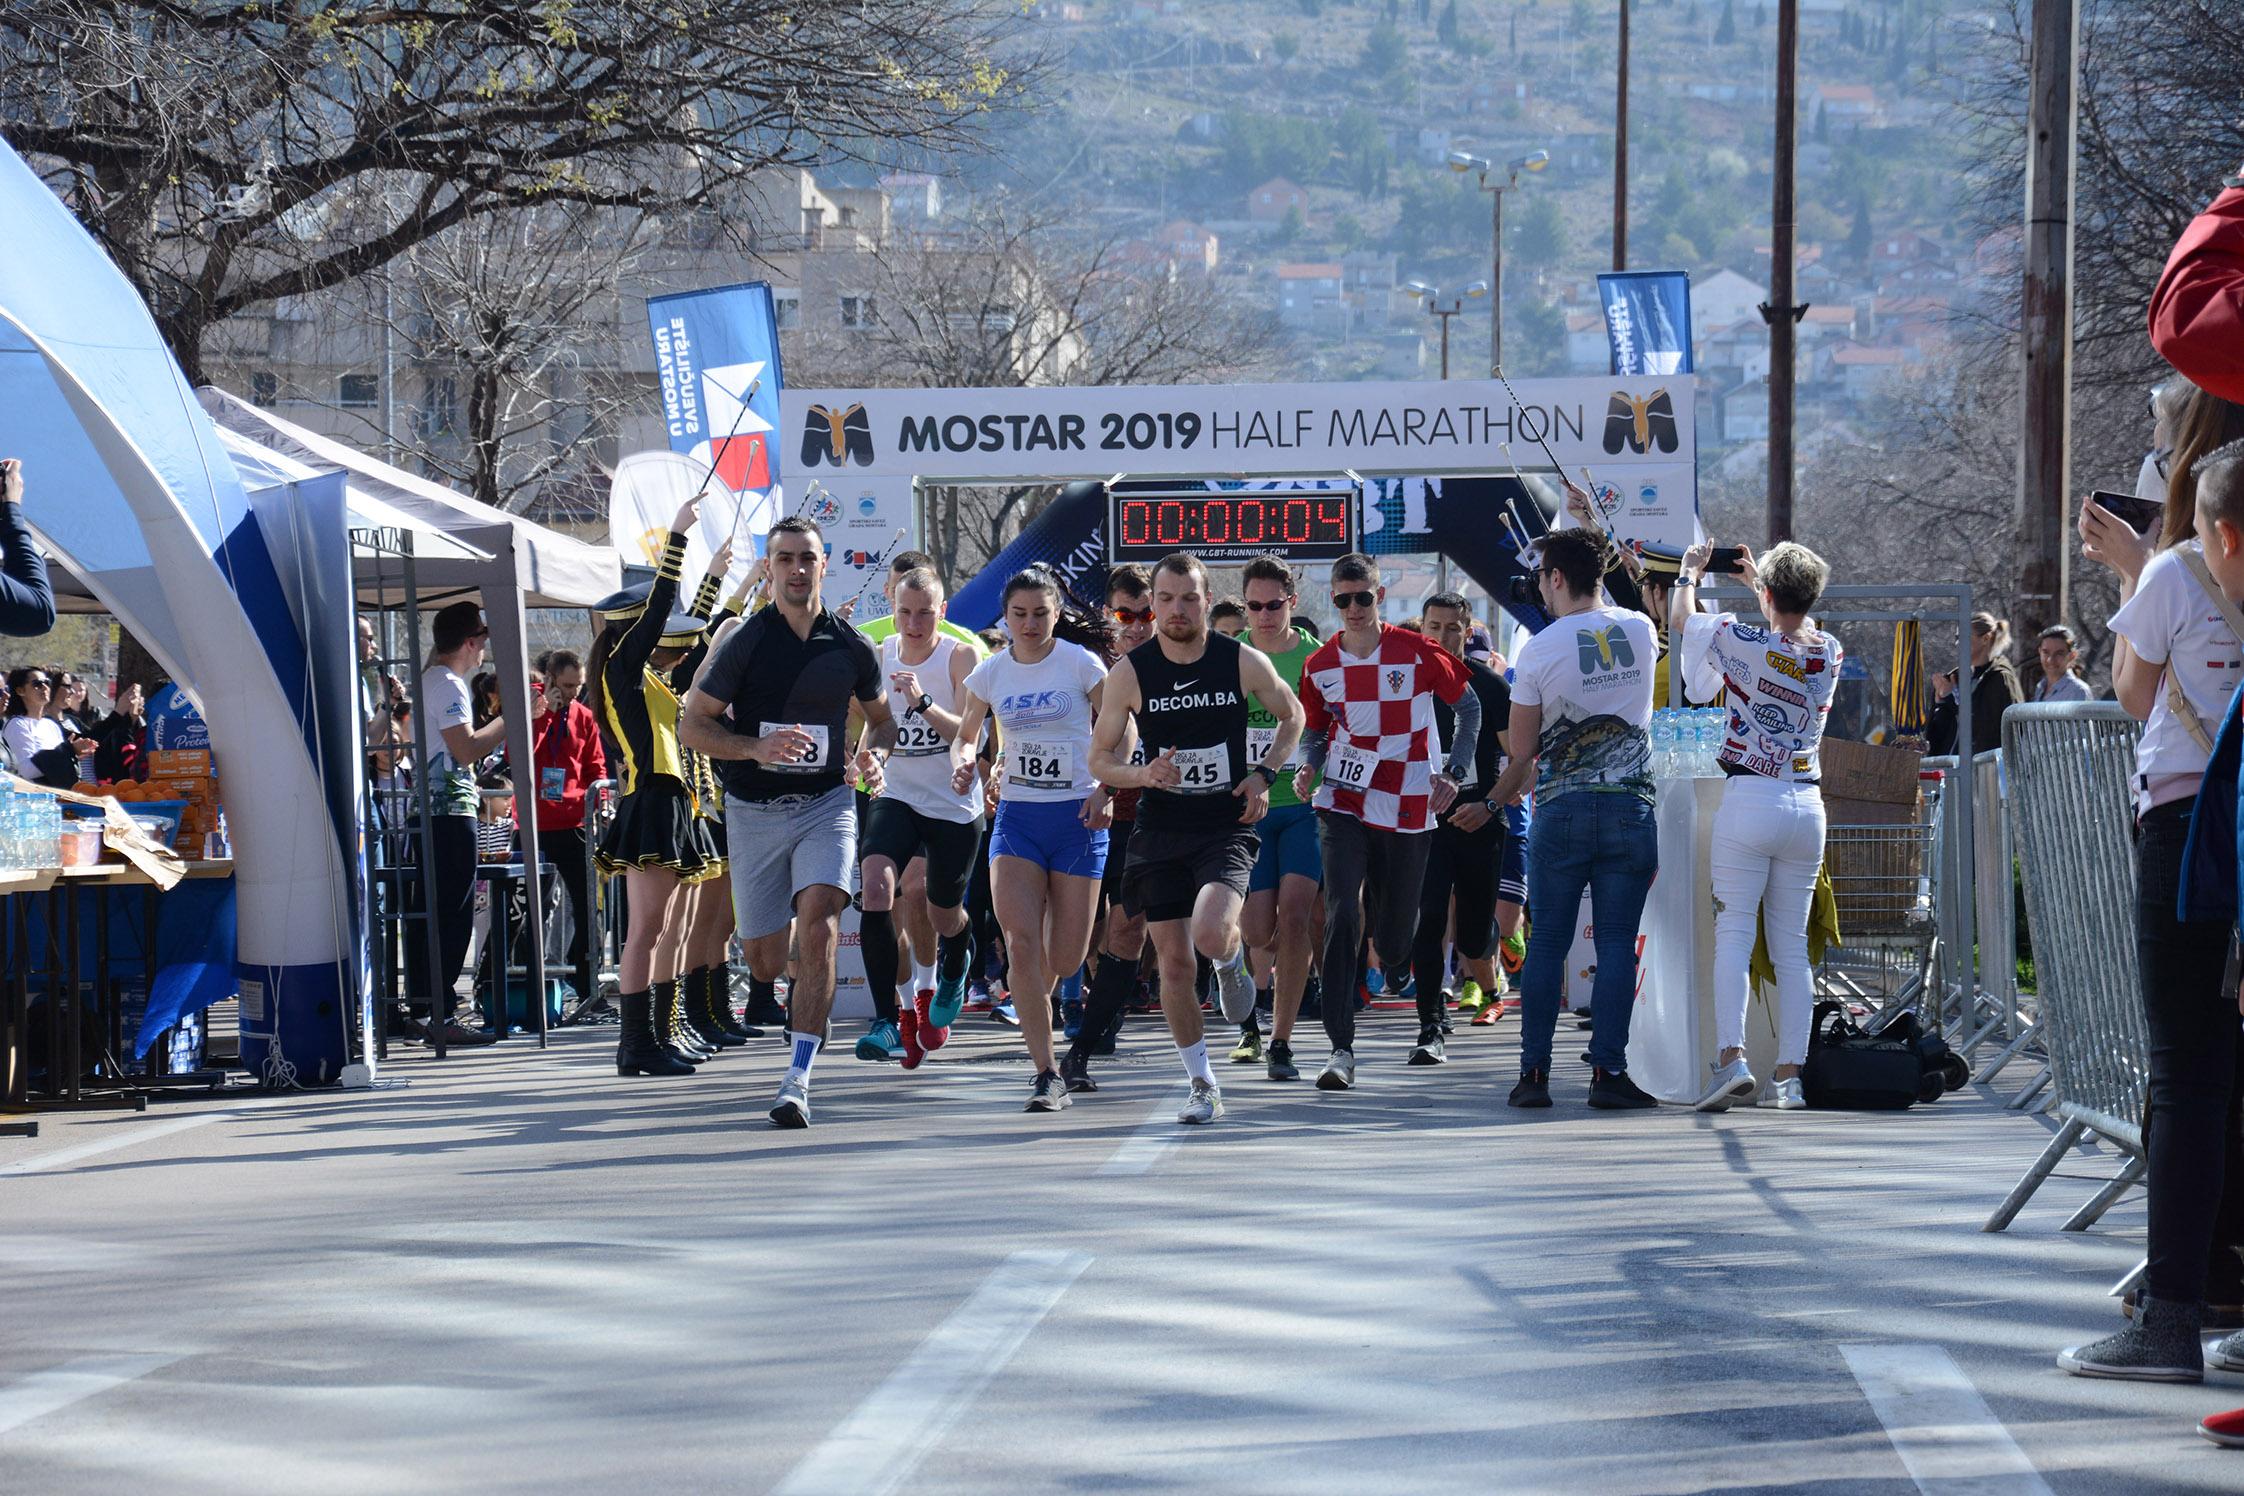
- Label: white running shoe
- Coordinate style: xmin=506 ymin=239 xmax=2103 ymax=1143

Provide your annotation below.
xmin=1693 ymin=1056 xmax=1758 ymax=1113
xmin=1316 ymin=1049 xmax=1356 ymax=1091
xmin=1215 ymin=953 xmax=1256 ymax=1023
xmin=1177 ymin=1078 xmax=1225 ymax=1124
xmin=1771 ymin=1077 xmax=1806 ymax=1110
xmin=769 ymin=1075 xmax=811 ymax=1128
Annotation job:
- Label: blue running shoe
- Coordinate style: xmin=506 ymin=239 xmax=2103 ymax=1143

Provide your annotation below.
xmin=992 ymin=999 xmax=1020 ymax=1028
xmin=854 ymin=1019 xmax=899 ymax=1062
xmin=1062 ymin=997 xmax=1084 ymax=1039
xmin=930 ymin=971 xmax=969 ymax=1030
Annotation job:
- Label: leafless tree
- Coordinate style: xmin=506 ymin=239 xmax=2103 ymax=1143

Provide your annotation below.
xmin=0 ymin=0 xmax=1042 ymax=382
xmin=346 ymin=202 xmax=652 ymax=514
xmin=1951 ymin=0 xmax=2244 ymax=386
xmin=791 ymin=208 xmax=1291 ymax=577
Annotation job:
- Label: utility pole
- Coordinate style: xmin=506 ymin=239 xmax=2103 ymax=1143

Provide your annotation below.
xmin=1488 ymin=186 xmax=1505 ymax=372
xmin=1761 ymin=0 xmax=1801 ymax=544
xmin=1614 ymin=0 xmax=1629 ymax=272
xmin=2016 ymin=0 xmax=2079 ymax=647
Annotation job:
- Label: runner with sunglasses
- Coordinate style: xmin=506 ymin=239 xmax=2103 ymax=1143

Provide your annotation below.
xmin=1237 ymin=555 xmax=1325 ymax=1081
xmin=1293 ymin=553 xmax=1480 ymax=1091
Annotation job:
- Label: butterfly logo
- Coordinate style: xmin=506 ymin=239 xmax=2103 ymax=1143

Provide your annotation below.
xmin=1601 ymin=389 xmax=1681 ymax=455
xmin=1576 ymin=625 xmax=1635 ymax=673
xmin=801 ymin=402 xmax=874 ymax=467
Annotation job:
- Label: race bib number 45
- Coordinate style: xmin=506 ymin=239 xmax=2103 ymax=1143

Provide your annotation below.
xmin=1010 ymin=739 xmax=1075 ymax=791
xmin=1169 ymin=743 xmax=1231 ymax=792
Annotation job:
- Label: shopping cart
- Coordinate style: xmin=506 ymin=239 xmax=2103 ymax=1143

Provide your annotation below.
xmin=1814 ymin=768 xmax=1946 ymax=1024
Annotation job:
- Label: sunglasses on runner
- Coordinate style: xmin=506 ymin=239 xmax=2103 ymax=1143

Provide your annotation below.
xmin=1330 ymin=590 xmax=1377 ymax=610
xmin=1112 ymin=606 xmax=1154 ymax=625
xmin=1243 ymin=598 xmax=1291 ymax=613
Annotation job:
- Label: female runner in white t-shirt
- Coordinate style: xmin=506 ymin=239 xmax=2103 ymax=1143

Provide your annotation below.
xmin=948 ymin=568 xmax=1117 ymax=1112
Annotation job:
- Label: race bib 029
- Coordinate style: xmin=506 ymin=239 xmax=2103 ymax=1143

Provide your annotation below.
xmin=894 ymin=718 xmax=946 ymax=758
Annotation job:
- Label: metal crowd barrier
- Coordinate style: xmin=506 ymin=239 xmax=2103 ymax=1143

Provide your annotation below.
xmin=1982 ymin=702 xmax=2147 ymax=1233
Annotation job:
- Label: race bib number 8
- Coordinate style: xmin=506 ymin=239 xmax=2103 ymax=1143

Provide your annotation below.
xmin=1170 ymin=743 xmax=1230 ymax=792
xmin=761 ymin=721 xmax=831 ymax=773
xmin=1327 ymin=741 xmax=1376 ymax=789
xmin=1010 ymin=739 xmax=1075 ymax=791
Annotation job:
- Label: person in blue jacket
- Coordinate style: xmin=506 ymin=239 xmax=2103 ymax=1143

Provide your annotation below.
xmin=0 ymin=460 xmax=56 ymax=638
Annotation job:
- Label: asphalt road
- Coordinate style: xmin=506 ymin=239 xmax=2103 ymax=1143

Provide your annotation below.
xmin=0 ymin=1007 xmax=2230 ymax=1494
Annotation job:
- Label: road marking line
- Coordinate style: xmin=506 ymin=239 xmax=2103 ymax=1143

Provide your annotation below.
xmin=772 ymin=1248 xmax=1090 ymax=1496
xmin=1842 ymin=1344 xmax=2053 ymax=1495
xmin=0 ymin=1352 xmax=183 ymax=1436
xmin=1097 ymin=1087 xmax=1190 ymax=1176
xmin=0 ymin=1113 xmax=230 ymax=1178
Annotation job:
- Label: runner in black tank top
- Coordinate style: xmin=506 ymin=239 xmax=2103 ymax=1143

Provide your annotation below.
xmin=1088 ymin=553 xmax=1304 ymax=1126
xmin=1130 ymin=631 xmax=1251 ymax=832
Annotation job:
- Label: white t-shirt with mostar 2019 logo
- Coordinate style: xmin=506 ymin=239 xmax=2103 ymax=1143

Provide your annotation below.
xmin=1509 ymin=604 xmax=1658 ymax=805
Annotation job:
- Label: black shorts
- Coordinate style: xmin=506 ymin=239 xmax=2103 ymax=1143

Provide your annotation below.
xmin=1122 ymin=819 xmax=1261 ymax=925
xmin=861 ymin=798 xmax=983 ymax=910
xmin=1102 ymin=817 xmax=1138 ymax=915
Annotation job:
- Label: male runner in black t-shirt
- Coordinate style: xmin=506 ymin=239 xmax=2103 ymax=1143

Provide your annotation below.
xmin=681 ymin=516 xmax=894 ymax=1128
xmin=1088 ymin=552 xmax=1303 ymax=1125
xmin=1406 ymin=591 xmax=1512 ymax=1065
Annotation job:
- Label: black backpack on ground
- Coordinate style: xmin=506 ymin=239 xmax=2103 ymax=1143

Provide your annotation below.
xmin=1801 ymin=1001 xmax=1926 ymax=1110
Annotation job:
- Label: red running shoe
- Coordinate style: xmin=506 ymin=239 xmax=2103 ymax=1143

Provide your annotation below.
xmin=915 ymin=991 xmax=951 ymax=1052
xmin=899 ymin=1008 xmax=926 ymax=1070
xmin=1471 ymin=1001 xmax=1501 ymax=1027
xmin=2202 ymin=1407 xmax=2244 ymax=1448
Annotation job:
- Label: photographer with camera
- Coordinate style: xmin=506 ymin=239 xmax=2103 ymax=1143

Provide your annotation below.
xmin=1927 ymin=614 xmax=2022 ymax=758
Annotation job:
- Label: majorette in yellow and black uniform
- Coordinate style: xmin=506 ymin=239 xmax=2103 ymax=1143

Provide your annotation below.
xmin=667 ymin=564 xmax=753 ymax=886
xmin=594 ymin=529 xmax=712 ymax=880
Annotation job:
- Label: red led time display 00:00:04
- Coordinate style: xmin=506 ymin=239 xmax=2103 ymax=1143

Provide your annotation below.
xmin=1116 ymin=496 xmax=1350 ymax=548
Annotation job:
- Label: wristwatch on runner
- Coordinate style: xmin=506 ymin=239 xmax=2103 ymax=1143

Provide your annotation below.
xmin=1250 ymin=763 xmax=1279 ymax=787
xmin=913 ymin=692 xmax=933 ymax=715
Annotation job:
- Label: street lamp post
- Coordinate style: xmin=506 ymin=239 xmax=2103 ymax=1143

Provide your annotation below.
xmin=1403 ymin=279 xmax=1488 ymax=379
xmin=1448 ymin=149 xmax=1550 ymax=374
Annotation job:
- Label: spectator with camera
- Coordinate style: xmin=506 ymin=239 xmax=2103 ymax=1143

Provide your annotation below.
xmin=2060 ymin=438 xmax=2244 ymax=1382
xmin=1927 ymin=613 xmax=2023 ymax=758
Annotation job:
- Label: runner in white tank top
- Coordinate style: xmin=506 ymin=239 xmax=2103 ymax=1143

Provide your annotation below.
xmin=881 ymin=633 xmax=982 ymax=822
xmin=855 ymin=569 xmax=987 ymax=1069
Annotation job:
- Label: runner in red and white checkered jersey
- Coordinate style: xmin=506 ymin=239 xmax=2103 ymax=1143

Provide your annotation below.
xmin=1292 ymin=553 xmax=1481 ymax=1092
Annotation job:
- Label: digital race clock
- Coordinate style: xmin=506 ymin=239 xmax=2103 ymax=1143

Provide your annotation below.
xmin=1106 ymin=485 xmax=1359 ymax=565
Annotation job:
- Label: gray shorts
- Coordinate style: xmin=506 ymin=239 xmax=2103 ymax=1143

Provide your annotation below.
xmin=725 ymin=784 xmax=858 ymax=940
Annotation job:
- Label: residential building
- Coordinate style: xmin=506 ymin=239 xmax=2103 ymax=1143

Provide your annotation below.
xmin=1274 ymin=262 xmax=1346 ymax=337
xmin=1693 ymin=269 xmax=1768 ymax=343
xmin=1246 ymin=177 xmax=1309 ymax=226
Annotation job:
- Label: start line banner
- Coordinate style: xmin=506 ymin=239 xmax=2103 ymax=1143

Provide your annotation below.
xmin=780 ymin=376 xmax=1692 ymax=483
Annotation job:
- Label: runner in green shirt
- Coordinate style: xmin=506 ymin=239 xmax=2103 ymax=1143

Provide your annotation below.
xmin=1237 ymin=555 xmax=1325 ymax=1081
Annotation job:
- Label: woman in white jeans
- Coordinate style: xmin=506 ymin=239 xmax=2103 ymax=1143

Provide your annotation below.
xmin=1668 ymin=541 xmax=1843 ymax=1111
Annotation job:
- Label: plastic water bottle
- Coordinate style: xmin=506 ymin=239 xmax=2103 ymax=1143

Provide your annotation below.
xmin=1701 ymin=709 xmax=1725 ymax=777
xmin=0 ymin=787 xmax=18 ymax=869
xmin=33 ymin=796 xmax=60 ymax=867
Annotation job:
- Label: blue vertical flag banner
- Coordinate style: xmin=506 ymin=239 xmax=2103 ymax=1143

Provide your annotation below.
xmin=644 ymin=282 xmax=786 ymax=554
xmin=1597 ymin=270 xmax=1695 ymax=376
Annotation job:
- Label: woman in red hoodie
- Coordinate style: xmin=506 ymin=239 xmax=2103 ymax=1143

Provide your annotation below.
xmin=532 ymin=648 xmax=607 ymax=1010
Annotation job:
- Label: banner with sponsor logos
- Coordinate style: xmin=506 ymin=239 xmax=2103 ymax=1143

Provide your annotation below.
xmin=780 ymin=376 xmax=1692 ymax=482
xmin=801 ymin=473 xmax=918 ymax=617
